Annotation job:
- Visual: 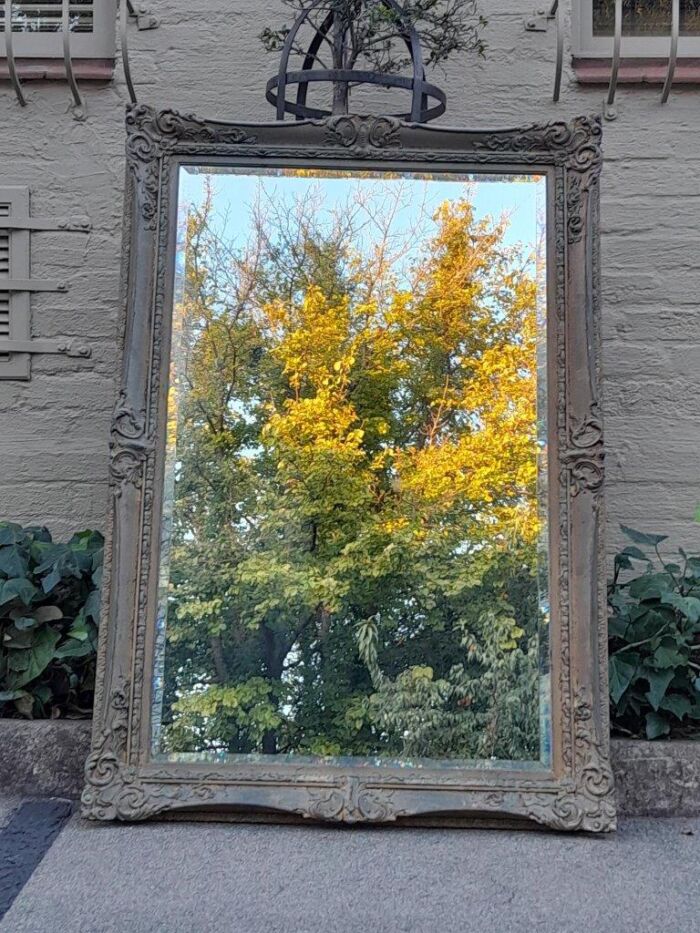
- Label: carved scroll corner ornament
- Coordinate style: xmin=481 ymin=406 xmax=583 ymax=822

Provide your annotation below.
xmin=470 ymin=114 xmax=602 ymax=170
xmin=109 ymin=390 xmax=155 ymax=497
xmin=81 ymin=680 xmax=177 ymax=822
xmin=323 ymin=114 xmax=403 ymax=152
xmin=562 ymin=404 xmax=605 ymax=497
xmin=124 ymin=103 xmax=258 ymax=228
xmin=525 ymin=689 xmax=616 ymax=833
xmin=567 ymin=113 xmax=604 ymax=174
xmin=297 ymin=776 xmax=403 ymax=824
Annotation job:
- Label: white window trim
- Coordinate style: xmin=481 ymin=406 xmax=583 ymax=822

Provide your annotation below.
xmin=573 ymin=1 xmax=700 ymax=58
xmin=0 ymin=0 xmax=115 ymax=59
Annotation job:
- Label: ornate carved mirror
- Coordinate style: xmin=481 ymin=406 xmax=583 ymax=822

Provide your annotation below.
xmin=83 ymin=105 xmax=616 ymax=832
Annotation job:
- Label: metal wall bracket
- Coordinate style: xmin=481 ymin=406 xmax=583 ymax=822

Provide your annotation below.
xmin=121 ymin=0 xmax=160 ymax=105
xmin=524 ymin=7 xmax=556 ymax=33
xmin=0 ymin=217 xmax=91 ymax=233
xmin=1 ymin=279 xmax=67 ymax=293
xmin=0 ymin=339 xmax=91 ymax=358
xmin=525 ymin=2 xmax=563 ymax=102
xmin=603 ymin=0 xmax=622 ymax=120
xmin=127 ymin=2 xmax=159 ymax=31
xmin=4 ymin=0 xmax=26 ymax=107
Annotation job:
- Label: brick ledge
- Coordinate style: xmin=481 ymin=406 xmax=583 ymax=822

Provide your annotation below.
xmin=573 ymin=56 xmax=700 ymax=85
xmin=0 ymin=58 xmax=114 ymax=81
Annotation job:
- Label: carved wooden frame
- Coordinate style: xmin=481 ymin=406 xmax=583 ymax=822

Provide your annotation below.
xmin=82 ymin=104 xmax=615 ymax=832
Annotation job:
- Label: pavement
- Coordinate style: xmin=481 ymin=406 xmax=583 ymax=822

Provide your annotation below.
xmin=0 ymin=802 xmax=698 ymax=933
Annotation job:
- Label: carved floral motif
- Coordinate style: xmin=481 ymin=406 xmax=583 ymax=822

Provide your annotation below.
xmin=109 ymin=390 xmax=153 ymax=496
xmin=82 ymin=681 xmax=175 ymax=821
xmin=562 ymin=404 xmax=605 ymax=497
xmin=525 ymin=690 xmax=616 ymax=832
xmin=323 ymin=114 xmax=402 ymax=151
xmin=125 ymin=105 xmax=257 ymax=228
xmin=300 ymin=776 xmax=402 ymax=824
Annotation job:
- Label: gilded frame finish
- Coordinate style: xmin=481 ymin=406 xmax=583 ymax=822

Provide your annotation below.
xmin=82 ymin=104 xmax=615 ymax=832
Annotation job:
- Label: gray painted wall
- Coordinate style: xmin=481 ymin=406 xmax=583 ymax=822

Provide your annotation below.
xmin=0 ymin=1 xmax=698 ymax=558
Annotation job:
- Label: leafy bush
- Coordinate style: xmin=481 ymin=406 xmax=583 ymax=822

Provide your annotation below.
xmin=0 ymin=523 xmax=103 ymax=719
xmin=609 ymin=526 xmax=700 ymax=740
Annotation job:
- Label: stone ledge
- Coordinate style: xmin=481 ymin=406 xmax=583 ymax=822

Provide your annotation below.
xmin=0 ymin=720 xmax=92 ymax=799
xmin=611 ymin=738 xmax=700 ymax=818
xmin=1 ymin=722 xmax=699 ymax=817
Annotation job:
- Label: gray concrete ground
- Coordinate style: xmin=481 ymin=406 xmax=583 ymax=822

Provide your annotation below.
xmin=0 ymin=809 xmax=698 ymax=933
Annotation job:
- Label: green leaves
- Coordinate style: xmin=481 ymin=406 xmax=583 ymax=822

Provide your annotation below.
xmin=609 ymin=527 xmax=700 ymax=741
xmin=0 ymin=523 xmax=103 ymax=720
xmin=5 ymin=626 xmax=61 ymax=690
xmin=0 ymin=578 xmax=37 ymax=608
xmin=644 ymin=668 xmax=675 ymax=711
xmin=621 ymin=526 xmax=669 ymax=548
xmin=662 ymin=592 xmax=700 ymax=624
xmin=645 ymin=712 xmax=671 ymax=740
xmin=609 ymin=655 xmax=638 ymax=705
xmin=0 ymin=546 xmax=29 ymax=579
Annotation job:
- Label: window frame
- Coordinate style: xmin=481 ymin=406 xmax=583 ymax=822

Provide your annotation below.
xmin=0 ymin=0 xmax=115 ymax=59
xmin=574 ymin=0 xmax=700 ymax=58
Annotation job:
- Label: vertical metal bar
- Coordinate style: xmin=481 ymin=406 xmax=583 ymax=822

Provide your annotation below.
xmin=606 ymin=0 xmax=623 ymax=108
xmin=276 ymin=0 xmax=327 ymax=120
xmin=661 ymin=0 xmax=680 ymax=104
xmin=4 ymin=0 xmax=27 ymax=106
xmin=121 ymin=0 xmax=137 ymax=104
xmin=553 ymin=0 xmax=563 ymax=103
xmin=62 ymin=0 xmax=86 ymax=118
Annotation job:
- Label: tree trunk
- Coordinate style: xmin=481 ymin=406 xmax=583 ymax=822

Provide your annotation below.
xmin=209 ymin=634 xmax=229 ymax=684
xmin=261 ymin=624 xmax=284 ymax=754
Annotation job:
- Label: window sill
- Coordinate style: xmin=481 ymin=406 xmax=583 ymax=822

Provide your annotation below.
xmin=0 ymin=58 xmax=115 ymax=81
xmin=573 ymin=57 xmax=700 ymax=85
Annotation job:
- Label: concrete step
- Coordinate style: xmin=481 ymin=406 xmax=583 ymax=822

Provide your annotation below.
xmin=0 ymin=805 xmax=698 ymax=933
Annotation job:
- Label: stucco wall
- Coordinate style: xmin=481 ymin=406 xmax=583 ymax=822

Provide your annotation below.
xmin=0 ymin=1 xmax=698 ymax=557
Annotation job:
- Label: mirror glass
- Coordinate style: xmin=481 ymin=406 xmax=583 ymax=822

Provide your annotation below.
xmin=151 ymin=164 xmax=550 ymax=769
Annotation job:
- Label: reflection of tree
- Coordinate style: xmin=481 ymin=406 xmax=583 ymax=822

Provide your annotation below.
xmin=161 ymin=176 xmax=543 ymax=762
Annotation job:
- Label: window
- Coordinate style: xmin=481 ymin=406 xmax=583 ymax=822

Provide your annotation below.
xmin=0 ymin=0 xmax=115 ymax=59
xmin=575 ymin=1 xmax=700 ymax=57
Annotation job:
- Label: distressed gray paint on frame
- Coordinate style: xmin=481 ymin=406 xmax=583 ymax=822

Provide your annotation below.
xmin=81 ymin=106 xmax=616 ymax=832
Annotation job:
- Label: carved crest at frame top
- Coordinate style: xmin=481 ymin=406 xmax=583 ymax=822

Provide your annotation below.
xmin=88 ymin=105 xmax=613 ymax=832
xmin=124 ymin=104 xmax=602 ymax=235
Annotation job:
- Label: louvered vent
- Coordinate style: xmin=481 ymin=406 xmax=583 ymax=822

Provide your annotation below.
xmin=0 ymin=1 xmax=95 ymax=33
xmin=0 ymin=190 xmax=31 ymax=378
xmin=0 ymin=204 xmax=9 ymax=357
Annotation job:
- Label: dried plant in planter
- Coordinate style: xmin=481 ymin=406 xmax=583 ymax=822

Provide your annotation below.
xmin=609 ymin=526 xmax=700 ymax=740
xmin=261 ymin=0 xmax=486 ymax=115
xmin=0 ymin=523 xmax=103 ymax=719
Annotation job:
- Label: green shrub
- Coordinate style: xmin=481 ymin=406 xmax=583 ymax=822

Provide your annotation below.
xmin=0 ymin=522 xmax=103 ymax=719
xmin=3 ymin=516 xmax=698 ymax=739
xmin=609 ymin=526 xmax=700 ymax=740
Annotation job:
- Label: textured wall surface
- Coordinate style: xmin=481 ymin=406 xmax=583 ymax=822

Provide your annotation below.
xmin=0 ymin=1 xmax=698 ymax=556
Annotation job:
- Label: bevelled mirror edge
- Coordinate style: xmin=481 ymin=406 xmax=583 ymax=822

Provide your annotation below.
xmin=82 ymin=105 xmax=615 ymax=832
